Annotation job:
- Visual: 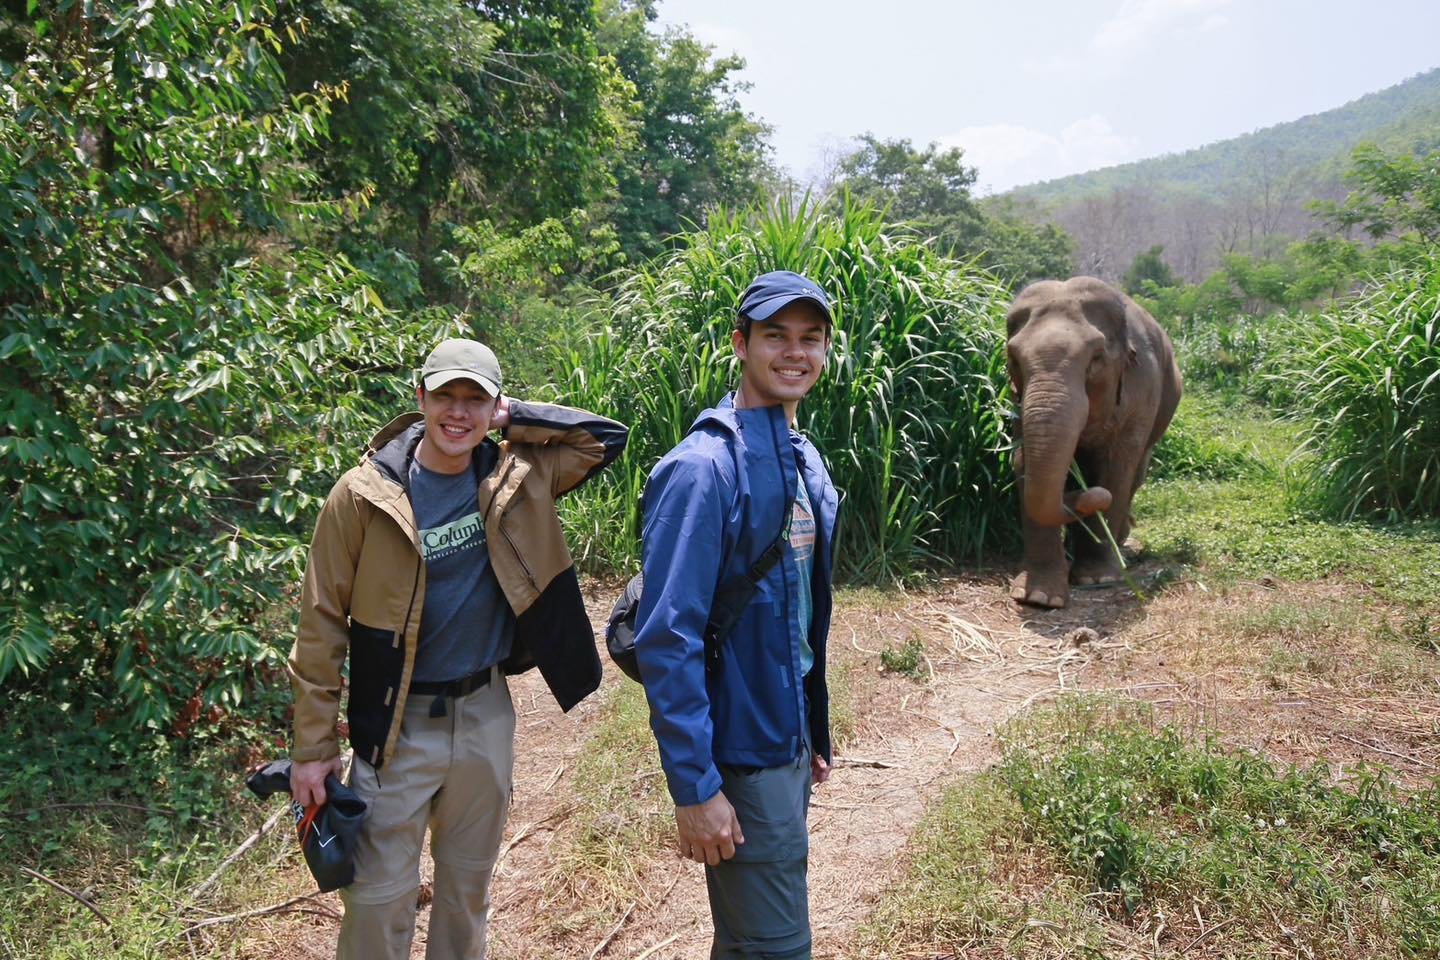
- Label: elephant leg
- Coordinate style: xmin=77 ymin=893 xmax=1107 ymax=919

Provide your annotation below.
xmin=1012 ymin=508 xmax=1069 ymax=609
xmin=1071 ymin=446 xmax=1142 ymax=586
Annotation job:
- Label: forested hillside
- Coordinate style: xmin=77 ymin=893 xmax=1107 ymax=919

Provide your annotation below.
xmin=995 ymin=67 xmax=1440 ymax=281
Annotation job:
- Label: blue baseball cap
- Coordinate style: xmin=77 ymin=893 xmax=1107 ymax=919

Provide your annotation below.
xmin=738 ymin=271 xmax=833 ymax=325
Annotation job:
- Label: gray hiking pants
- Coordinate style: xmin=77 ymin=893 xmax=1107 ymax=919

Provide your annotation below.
xmin=706 ymin=744 xmax=814 ymax=959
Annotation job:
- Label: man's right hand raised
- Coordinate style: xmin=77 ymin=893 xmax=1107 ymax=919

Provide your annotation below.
xmin=291 ymin=756 xmax=344 ymax=808
xmin=674 ymin=791 xmax=745 ymax=866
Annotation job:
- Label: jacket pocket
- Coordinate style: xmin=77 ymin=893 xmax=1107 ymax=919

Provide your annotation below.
xmin=710 ymin=601 xmax=792 ymax=756
xmin=347 ymin=621 xmax=404 ymax=768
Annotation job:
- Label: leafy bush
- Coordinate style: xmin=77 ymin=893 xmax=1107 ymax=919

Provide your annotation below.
xmin=557 ymin=196 xmax=1016 ymax=581
xmin=1170 ymin=311 xmax=1297 ymax=403
xmin=1149 ymin=393 xmax=1266 ymax=481
xmin=0 ymin=1 xmax=430 ymax=728
xmin=1279 ymin=257 xmax=1440 ymax=521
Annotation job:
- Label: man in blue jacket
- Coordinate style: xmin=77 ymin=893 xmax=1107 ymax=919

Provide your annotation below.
xmin=633 ymin=270 xmax=840 ymax=958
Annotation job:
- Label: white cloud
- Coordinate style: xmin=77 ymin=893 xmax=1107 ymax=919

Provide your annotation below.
xmin=1093 ymin=0 xmax=1233 ymax=53
xmin=1025 ymin=0 xmax=1233 ymax=73
xmin=940 ymin=115 xmax=1142 ymax=193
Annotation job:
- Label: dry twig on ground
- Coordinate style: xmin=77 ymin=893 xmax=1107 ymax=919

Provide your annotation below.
xmin=19 ymin=867 xmax=110 ymax=927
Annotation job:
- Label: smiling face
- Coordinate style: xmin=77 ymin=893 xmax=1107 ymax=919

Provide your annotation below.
xmin=414 ymin=378 xmax=497 ymax=474
xmin=732 ymin=302 xmax=831 ymax=418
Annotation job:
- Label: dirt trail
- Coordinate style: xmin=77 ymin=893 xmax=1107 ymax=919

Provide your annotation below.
xmin=285 ymin=572 xmax=1167 ymax=959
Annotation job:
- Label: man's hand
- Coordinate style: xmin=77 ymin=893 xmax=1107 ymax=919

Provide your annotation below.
xmin=674 ymin=791 xmax=745 ymax=865
xmin=812 ymin=753 xmax=831 ymax=786
xmin=490 ymin=395 xmax=511 ymax=432
xmin=291 ymin=756 xmax=344 ymax=808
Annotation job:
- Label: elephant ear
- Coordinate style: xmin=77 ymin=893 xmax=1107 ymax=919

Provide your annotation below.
xmin=1073 ymin=279 xmax=1138 ymax=404
xmin=1075 ymin=279 xmax=1133 ymax=362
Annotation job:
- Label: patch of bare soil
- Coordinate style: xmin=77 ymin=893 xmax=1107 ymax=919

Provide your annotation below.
xmin=486 ymin=570 xmax=1165 ymax=959
xmin=262 ymin=562 xmax=1438 ymax=958
xmin=1114 ymin=580 xmax=1440 ymax=787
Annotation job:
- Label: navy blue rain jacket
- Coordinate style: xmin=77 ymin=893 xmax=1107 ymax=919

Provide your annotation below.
xmin=633 ymin=395 xmax=840 ymax=807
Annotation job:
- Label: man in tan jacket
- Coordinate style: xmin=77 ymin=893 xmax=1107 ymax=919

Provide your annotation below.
xmin=288 ymin=338 xmax=626 ymax=959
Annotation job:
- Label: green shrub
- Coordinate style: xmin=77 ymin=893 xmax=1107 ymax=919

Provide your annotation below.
xmin=879 ymin=637 xmax=926 ymax=679
xmin=0 ymin=0 xmax=433 ymax=727
xmin=557 ymin=197 xmax=1016 ymax=582
xmin=1172 ymin=311 xmax=1296 ymax=403
xmin=1150 ymin=408 xmax=1264 ymax=481
xmin=1279 ymin=257 xmax=1440 ymax=521
xmin=999 ymin=697 xmax=1440 ymax=951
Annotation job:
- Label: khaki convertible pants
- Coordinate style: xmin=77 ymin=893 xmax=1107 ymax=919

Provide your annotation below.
xmin=337 ymin=668 xmax=514 ymax=960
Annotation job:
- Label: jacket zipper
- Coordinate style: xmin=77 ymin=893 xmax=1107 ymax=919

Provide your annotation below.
xmin=489 ymin=457 xmax=539 ymax=590
xmin=399 ymin=552 xmax=421 ymax=646
xmin=501 ymin=521 xmax=538 ymax=589
xmin=375 ymin=553 xmax=422 ymax=771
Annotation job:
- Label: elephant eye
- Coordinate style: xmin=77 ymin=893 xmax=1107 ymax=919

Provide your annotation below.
xmin=1087 ymin=353 xmax=1105 ymax=376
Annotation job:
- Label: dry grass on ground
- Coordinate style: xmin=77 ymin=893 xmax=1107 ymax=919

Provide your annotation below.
xmin=228 ymin=556 xmax=1438 ymax=959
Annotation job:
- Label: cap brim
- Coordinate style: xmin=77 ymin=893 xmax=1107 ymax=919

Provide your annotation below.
xmin=744 ymin=292 xmax=833 ymax=325
xmin=423 ymin=370 xmax=500 ymax=395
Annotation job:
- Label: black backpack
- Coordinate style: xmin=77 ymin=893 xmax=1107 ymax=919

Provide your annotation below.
xmin=606 ymin=447 xmax=801 ymax=683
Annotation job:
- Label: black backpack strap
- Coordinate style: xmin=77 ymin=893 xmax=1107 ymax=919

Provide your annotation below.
xmin=701 ymin=446 xmax=805 ymax=672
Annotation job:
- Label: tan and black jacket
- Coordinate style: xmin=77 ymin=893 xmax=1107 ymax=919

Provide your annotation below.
xmin=288 ymin=400 xmax=628 ymax=769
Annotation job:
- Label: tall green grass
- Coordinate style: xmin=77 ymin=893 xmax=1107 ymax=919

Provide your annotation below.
xmin=1278 ymin=255 xmax=1440 ymax=521
xmin=1172 ymin=311 xmax=1286 ymax=401
xmin=557 ymin=196 xmax=1016 ymax=582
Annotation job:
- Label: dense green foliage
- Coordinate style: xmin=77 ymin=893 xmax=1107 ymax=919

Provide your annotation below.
xmin=600 ymin=0 xmax=773 ymax=264
xmin=274 ymin=0 xmax=773 ymax=305
xmin=280 ymin=0 xmax=628 ymax=300
xmin=0 ymin=0 xmax=780 ymax=732
xmin=0 ymin=691 xmax=299 ymax=955
xmin=558 ymin=198 xmax=1017 ymax=581
xmin=1279 ymin=258 xmax=1440 ymax=521
xmin=1313 ymin=141 xmax=1440 ymax=246
xmin=0 ymin=0 xmax=420 ymax=725
xmin=830 ymin=135 xmax=1075 ymax=287
xmin=1121 ymin=244 xmax=1179 ymax=295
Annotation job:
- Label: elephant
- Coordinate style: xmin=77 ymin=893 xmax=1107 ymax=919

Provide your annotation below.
xmin=1005 ymin=276 xmax=1182 ymax=609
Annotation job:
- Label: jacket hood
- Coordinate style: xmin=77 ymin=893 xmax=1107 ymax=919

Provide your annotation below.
xmin=363 ymin=412 xmax=498 ymax=490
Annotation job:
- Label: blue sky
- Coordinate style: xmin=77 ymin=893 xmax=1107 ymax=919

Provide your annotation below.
xmin=652 ymin=0 xmax=1440 ymax=193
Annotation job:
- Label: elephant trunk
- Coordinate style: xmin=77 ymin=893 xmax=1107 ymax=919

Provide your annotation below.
xmin=1020 ymin=377 xmax=1113 ymax=528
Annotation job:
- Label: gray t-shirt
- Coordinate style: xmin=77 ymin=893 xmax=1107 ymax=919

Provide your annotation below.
xmin=408 ymin=459 xmax=514 ymax=682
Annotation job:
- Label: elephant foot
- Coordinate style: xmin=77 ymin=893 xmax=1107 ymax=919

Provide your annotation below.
xmin=1070 ymin=556 xmax=1125 ymax=587
xmin=1010 ymin=568 xmax=1069 ymax=609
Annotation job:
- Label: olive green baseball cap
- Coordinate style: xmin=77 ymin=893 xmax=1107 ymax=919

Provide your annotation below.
xmin=420 ymin=338 xmax=502 ymax=396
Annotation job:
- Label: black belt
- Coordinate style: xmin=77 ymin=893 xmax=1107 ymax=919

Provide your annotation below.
xmin=410 ymin=666 xmax=492 ymax=698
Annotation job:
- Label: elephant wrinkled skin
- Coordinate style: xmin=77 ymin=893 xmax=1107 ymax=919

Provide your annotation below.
xmin=1005 ymin=276 xmax=1182 ymax=609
